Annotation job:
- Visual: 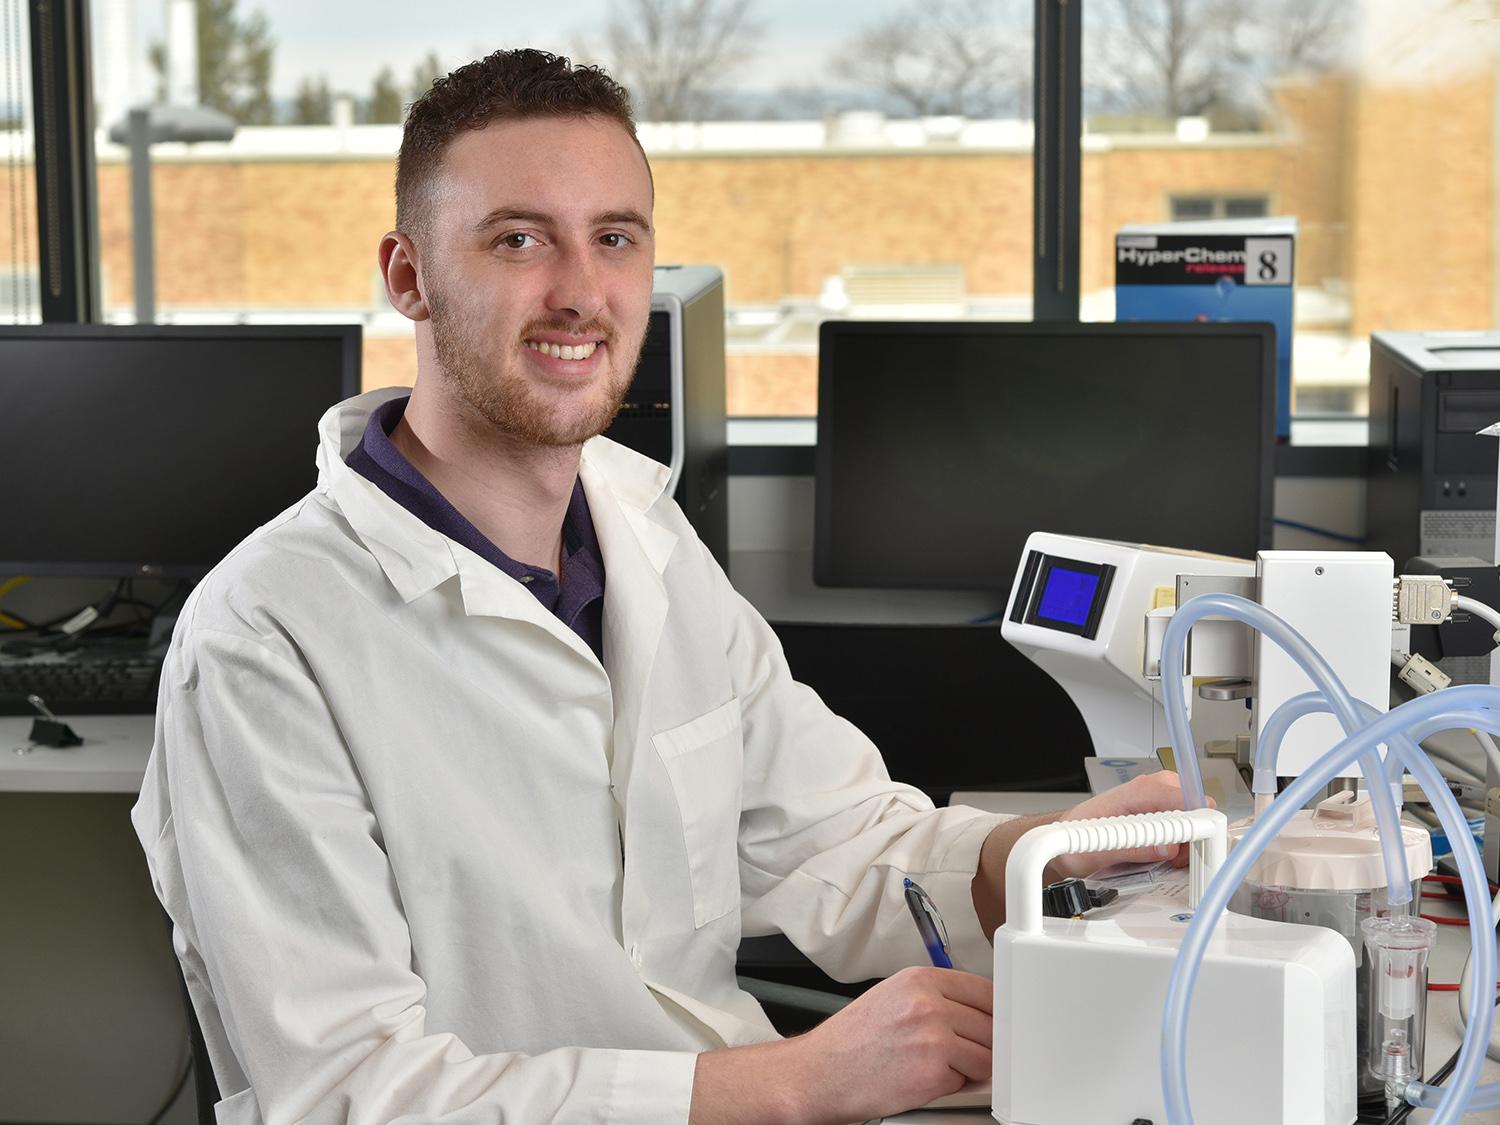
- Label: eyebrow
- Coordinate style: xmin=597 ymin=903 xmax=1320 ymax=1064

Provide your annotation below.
xmin=473 ymin=207 xmax=652 ymax=234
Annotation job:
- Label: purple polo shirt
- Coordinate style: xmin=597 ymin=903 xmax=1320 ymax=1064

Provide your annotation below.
xmin=345 ymin=396 xmax=606 ymax=663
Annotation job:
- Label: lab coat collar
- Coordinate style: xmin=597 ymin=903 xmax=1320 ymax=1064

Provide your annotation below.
xmin=315 ymin=389 xmax=679 ymax=611
xmin=317 ymin=388 xmax=460 ymax=604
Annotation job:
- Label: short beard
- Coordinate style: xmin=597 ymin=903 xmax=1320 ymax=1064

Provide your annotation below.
xmin=426 ymin=283 xmax=643 ymax=447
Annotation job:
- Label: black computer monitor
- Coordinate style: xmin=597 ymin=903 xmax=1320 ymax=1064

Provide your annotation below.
xmin=0 ymin=324 xmax=361 ymax=578
xmin=814 ymin=321 xmax=1275 ymax=590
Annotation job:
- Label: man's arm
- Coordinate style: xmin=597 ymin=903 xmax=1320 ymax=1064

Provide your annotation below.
xmin=691 ymin=774 xmax=1195 ymax=1124
xmin=686 ymin=775 xmax=1198 ymax=1124
xmin=971 ymin=772 xmax=1197 ymax=938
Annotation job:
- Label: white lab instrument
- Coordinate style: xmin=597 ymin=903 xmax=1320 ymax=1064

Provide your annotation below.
xmin=992 ymin=807 xmax=1357 ymax=1125
xmin=1000 ymin=534 xmax=1254 ymax=759
xmin=1254 ymin=552 xmax=1394 ymax=778
xmin=993 ymin=531 xmax=1500 ymax=1124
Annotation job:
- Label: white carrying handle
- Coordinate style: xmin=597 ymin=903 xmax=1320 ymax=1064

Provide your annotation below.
xmin=1004 ymin=807 xmax=1228 ymax=935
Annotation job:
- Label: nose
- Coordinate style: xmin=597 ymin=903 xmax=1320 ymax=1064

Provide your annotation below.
xmin=544 ymin=243 xmax=606 ymax=323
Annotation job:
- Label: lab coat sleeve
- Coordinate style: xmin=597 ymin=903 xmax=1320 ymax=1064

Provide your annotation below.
xmin=712 ymin=566 xmax=1013 ymax=981
xmin=140 ymin=623 xmax=696 ymax=1125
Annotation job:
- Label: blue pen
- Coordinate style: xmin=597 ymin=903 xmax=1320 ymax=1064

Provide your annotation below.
xmin=903 ymin=877 xmax=954 ymax=968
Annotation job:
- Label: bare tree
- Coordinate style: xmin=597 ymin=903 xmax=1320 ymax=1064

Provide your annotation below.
xmin=1089 ymin=0 xmax=1352 ymax=126
xmin=1261 ymin=0 xmax=1350 ymax=72
xmin=829 ymin=0 xmax=1030 ymax=118
xmin=595 ymin=0 xmax=761 ymax=122
xmin=1089 ymin=0 xmax=1238 ymax=119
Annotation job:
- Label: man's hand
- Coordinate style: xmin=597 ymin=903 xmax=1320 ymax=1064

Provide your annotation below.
xmin=1049 ymin=771 xmax=1207 ymax=877
xmin=690 ymin=966 xmax=991 ymax=1125
xmin=970 ymin=771 xmax=1203 ymax=937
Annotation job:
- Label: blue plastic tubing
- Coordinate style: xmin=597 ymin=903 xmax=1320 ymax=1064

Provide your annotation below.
xmin=1253 ymin=692 xmax=1418 ymax=796
xmin=1159 ymin=686 xmax=1500 ymax=1125
xmin=1160 ymin=593 xmax=1411 ymax=902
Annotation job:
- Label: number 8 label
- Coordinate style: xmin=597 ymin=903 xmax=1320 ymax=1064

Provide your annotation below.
xmin=1244 ymin=237 xmax=1293 ymax=286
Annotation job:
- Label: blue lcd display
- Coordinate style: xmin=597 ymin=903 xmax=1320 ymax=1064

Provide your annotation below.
xmin=1036 ymin=567 xmax=1101 ymax=627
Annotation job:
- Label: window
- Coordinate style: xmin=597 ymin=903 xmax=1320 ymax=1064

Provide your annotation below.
xmin=84 ymin=0 xmax=1036 ymax=418
xmin=1084 ymin=0 xmax=1500 ymax=424
xmin=1169 ymin=194 xmax=1271 ymax=222
xmin=1 ymin=0 xmax=39 ymax=325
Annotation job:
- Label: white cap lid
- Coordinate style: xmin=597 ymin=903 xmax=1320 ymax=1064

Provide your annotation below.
xmin=1227 ymin=790 xmax=1433 ymax=892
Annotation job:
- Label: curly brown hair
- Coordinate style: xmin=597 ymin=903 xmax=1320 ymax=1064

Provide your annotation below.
xmin=396 ymin=48 xmax=644 ymax=246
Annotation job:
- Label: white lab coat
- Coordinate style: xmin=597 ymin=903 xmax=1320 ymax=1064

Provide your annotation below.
xmin=132 ymin=387 xmax=1007 ymax=1125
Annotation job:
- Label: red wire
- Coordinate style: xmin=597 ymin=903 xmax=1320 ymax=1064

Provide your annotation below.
xmin=1424 ymin=873 xmax=1500 ymax=892
xmin=1406 ymin=878 xmax=1500 ymax=991
xmin=1418 ymin=874 xmax=1500 ymax=929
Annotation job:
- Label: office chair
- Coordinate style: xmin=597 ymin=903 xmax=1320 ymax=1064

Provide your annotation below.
xmin=171 ymin=955 xmax=221 ymax=1123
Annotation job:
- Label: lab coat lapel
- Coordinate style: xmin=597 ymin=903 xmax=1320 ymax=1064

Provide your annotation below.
xmin=579 ymin=447 xmax=677 ymax=785
xmin=317 ymin=391 xmax=607 ymax=669
xmin=449 ymin=543 xmax=602 ymax=667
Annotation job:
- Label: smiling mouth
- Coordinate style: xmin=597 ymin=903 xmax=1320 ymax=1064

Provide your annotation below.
xmin=526 ymin=340 xmax=600 ymax=361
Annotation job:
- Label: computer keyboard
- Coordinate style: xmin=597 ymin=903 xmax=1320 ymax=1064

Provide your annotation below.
xmin=0 ymin=655 xmax=161 ymax=716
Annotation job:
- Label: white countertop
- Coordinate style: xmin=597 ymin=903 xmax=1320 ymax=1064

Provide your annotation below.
xmin=0 ymin=714 xmax=154 ymax=791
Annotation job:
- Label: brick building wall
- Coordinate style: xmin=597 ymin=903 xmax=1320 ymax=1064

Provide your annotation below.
xmin=1346 ymin=72 xmax=1495 ymax=336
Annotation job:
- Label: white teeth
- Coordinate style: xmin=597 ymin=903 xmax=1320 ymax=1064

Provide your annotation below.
xmin=527 ymin=340 xmax=598 ymax=361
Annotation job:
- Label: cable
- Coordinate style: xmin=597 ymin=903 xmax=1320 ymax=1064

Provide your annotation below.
xmin=1456 ymin=594 xmax=1500 ymax=639
xmin=1420 ymin=740 xmax=1485 ymax=786
xmin=1272 ymin=518 xmax=1366 ymax=545
xmin=1453 ymin=878 xmax=1500 ymax=1065
xmin=144 ymin=1048 xmax=192 ymax=1125
xmin=0 ymin=575 xmax=32 ymax=630
xmin=1406 ymin=804 xmax=1441 ymax=829
xmin=1474 ymin=728 xmax=1500 ymax=785
xmin=1425 ymin=874 xmax=1500 ymax=894
xmin=147 ymin=580 xmax=191 ymax=628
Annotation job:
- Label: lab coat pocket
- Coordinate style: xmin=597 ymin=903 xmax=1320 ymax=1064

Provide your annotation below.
xmin=652 ymin=697 xmax=744 ymax=927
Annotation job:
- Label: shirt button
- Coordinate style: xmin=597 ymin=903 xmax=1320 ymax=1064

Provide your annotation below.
xmin=630 ymin=944 xmax=643 ymax=970
xmin=520 ymin=575 xmax=535 ymax=584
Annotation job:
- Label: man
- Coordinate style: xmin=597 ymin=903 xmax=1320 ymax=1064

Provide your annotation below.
xmin=133 ymin=48 xmax=1189 ymax=1124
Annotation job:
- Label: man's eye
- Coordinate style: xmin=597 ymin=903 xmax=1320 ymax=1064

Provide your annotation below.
xmin=600 ymin=233 xmax=630 ymax=248
xmin=498 ymin=233 xmax=538 ymax=250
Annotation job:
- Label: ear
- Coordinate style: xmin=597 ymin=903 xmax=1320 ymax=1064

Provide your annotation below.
xmin=379 ymin=230 xmax=429 ymax=321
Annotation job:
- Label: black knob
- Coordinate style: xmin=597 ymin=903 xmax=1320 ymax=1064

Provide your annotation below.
xmin=1042 ymin=877 xmax=1092 ymax=918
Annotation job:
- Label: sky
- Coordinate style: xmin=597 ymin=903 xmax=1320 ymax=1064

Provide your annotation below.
xmin=111 ymin=0 xmax=943 ymax=101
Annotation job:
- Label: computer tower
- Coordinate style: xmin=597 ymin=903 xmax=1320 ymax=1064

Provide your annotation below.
xmin=1366 ymin=332 xmax=1500 ymax=567
xmin=604 ymin=265 xmax=728 ymax=570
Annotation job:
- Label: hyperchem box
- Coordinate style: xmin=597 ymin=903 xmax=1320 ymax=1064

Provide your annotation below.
xmin=1116 ymin=216 xmax=1296 ymax=438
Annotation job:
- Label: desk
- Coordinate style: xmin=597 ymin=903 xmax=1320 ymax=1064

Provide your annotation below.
xmin=0 ymin=715 xmax=193 ymax=1123
xmin=10 ymin=750 xmax=1500 ymax=1122
xmin=0 ymin=714 xmax=153 ymax=792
